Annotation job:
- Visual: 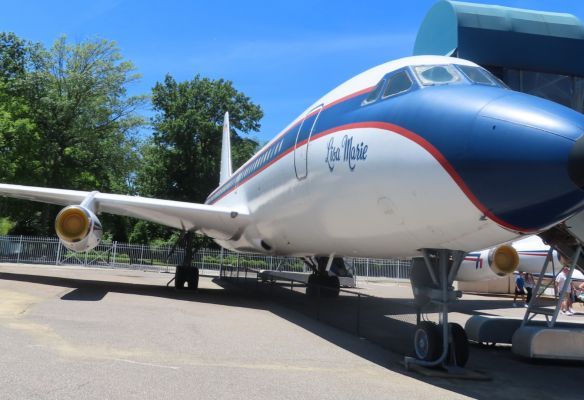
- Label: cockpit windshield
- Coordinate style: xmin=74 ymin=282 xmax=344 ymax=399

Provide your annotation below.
xmin=414 ymin=65 xmax=462 ymax=85
xmin=456 ymin=65 xmax=496 ymax=86
xmin=413 ymin=64 xmax=507 ymax=88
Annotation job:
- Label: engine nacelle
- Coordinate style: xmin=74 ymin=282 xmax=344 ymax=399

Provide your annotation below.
xmin=456 ymin=244 xmax=519 ymax=282
xmin=488 ymin=244 xmax=520 ymax=276
xmin=55 ymin=205 xmax=102 ymax=252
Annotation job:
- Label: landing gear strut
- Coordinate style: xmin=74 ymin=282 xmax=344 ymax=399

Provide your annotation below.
xmin=303 ymin=256 xmax=343 ymax=298
xmin=406 ymin=249 xmax=470 ymax=369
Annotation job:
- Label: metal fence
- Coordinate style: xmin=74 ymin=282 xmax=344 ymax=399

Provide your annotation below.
xmin=0 ymin=235 xmax=411 ymax=280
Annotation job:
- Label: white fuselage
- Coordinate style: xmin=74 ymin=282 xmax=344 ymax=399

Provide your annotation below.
xmin=213 ymin=126 xmax=518 ymax=258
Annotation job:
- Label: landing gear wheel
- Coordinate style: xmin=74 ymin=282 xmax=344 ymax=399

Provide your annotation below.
xmin=323 ymin=275 xmax=340 ymax=298
xmin=448 ymin=323 xmax=469 ymax=367
xmin=175 ymin=266 xmax=186 ymax=289
xmin=306 ymin=274 xmax=340 ymax=297
xmin=174 ymin=266 xmax=199 ymax=291
xmin=186 ymin=267 xmax=199 ymax=291
xmin=414 ymin=321 xmax=442 ymax=362
xmin=307 ymin=274 xmax=318 ymax=297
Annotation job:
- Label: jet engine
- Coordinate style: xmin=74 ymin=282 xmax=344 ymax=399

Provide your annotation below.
xmin=54 ymin=205 xmax=102 ymax=252
xmin=488 ymin=244 xmax=520 ymax=276
xmin=456 ymin=244 xmax=519 ymax=282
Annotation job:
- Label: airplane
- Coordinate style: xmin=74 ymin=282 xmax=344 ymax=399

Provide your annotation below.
xmin=456 ymin=235 xmax=584 ymax=282
xmin=1 ymin=55 xmax=584 ymax=368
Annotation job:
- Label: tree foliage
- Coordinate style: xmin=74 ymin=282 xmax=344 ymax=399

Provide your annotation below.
xmin=133 ymin=74 xmax=262 ymax=244
xmin=0 ymin=32 xmax=265 ymax=247
xmin=138 ymin=74 xmax=262 ymax=201
xmin=0 ymin=33 xmax=145 ymax=236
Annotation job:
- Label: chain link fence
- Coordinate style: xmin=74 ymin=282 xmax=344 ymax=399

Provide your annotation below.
xmin=0 ymin=235 xmax=411 ymax=280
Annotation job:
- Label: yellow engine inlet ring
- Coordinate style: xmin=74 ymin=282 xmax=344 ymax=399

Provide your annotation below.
xmin=491 ymin=244 xmax=519 ymax=275
xmin=55 ymin=207 xmax=90 ymax=242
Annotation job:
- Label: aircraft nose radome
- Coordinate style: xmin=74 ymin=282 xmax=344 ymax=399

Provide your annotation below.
xmin=569 ymin=135 xmax=584 ymax=190
xmin=479 ymin=92 xmax=584 ymax=142
xmin=463 ymin=93 xmax=584 ymax=232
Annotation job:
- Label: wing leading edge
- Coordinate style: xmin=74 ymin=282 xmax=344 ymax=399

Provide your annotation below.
xmin=0 ymin=184 xmax=249 ymax=240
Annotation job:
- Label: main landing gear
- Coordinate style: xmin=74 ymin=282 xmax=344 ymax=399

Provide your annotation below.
xmin=405 ymin=249 xmax=470 ymax=370
xmin=174 ymin=265 xmax=199 ymax=290
xmin=303 ymin=256 xmax=344 ymax=298
xmin=167 ymin=231 xmax=199 ymax=291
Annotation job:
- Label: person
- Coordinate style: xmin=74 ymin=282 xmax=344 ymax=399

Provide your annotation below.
xmin=513 ymin=272 xmax=526 ymax=307
xmin=555 ymin=264 xmax=573 ymax=315
xmin=524 ymin=272 xmax=535 ymax=307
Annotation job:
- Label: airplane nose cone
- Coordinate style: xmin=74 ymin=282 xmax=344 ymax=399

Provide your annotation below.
xmin=464 ymin=93 xmax=584 ymax=232
xmin=569 ymin=135 xmax=584 ymax=190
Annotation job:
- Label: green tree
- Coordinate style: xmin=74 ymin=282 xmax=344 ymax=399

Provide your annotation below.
xmin=0 ymin=34 xmax=146 ymax=237
xmin=134 ymin=74 xmax=262 ymax=249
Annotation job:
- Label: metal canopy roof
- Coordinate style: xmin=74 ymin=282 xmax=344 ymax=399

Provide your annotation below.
xmin=414 ymin=1 xmax=584 ymax=77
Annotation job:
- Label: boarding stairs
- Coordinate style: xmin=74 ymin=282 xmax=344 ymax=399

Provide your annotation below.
xmin=466 ymin=211 xmax=584 ymax=360
xmin=521 ymin=245 xmax=582 ymax=327
xmin=526 ymin=211 xmax=584 ymax=327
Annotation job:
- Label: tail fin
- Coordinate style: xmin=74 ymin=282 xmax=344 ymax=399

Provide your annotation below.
xmin=219 ymin=111 xmax=233 ymax=186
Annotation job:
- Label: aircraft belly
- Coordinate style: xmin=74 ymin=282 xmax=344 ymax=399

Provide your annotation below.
xmin=219 ymin=126 xmax=519 ymax=257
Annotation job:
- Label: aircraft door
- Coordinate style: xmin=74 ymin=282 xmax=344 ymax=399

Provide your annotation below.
xmin=294 ymin=105 xmax=323 ymax=180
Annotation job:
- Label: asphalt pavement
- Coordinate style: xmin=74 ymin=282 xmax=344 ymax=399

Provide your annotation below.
xmin=0 ymin=264 xmax=582 ymax=400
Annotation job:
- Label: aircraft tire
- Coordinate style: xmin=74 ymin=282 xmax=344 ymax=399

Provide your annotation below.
xmin=175 ymin=265 xmax=196 ymax=290
xmin=414 ymin=321 xmax=442 ymax=362
xmin=187 ymin=267 xmax=199 ymax=291
xmin=175 ymin=272 xmax=186 ymax=290
xmin=448 ymin=323 xmax=469 ymax=367
xmin=323 ymin=275 xmax=340 ymax=298
xmin=306 ymin=274 xmax=318 ymax=297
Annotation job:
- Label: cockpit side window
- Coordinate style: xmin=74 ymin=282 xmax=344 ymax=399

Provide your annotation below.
xmin=457 ymin=65 xmax=497 ymax=86
xmin=362 ymin=78 xmax=386 ymax=105
xmin=414 ymin=65 xmax=462 ymax=85
xmin=382 ymin=70 xmax=413 ymax=99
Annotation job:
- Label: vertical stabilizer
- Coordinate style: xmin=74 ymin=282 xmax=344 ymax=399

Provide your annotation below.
xmin=219 ymin=112 xmax=233 ymax=186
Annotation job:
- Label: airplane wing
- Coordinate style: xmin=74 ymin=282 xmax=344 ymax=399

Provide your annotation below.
xmin=0 ymin=183 xmax=249 ymax=240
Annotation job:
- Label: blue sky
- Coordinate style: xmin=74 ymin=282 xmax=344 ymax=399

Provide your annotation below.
xmin=2 ymin=0 xmax=584 ymax=144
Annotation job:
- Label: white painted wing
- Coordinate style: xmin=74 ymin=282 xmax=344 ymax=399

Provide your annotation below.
xmin=0 ymin=184 xmax=249 ymax=240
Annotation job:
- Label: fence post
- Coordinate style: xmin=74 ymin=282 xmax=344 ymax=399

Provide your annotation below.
xmin=219 ymin=247 xmax=224 ymax=278
xmin=139 ymin=244 xmax=144 ymax=266
xmin=55 ymin=241 xmax=62 ymax=265
xmin=366 ymin=258 xmax=370 ymax=281
xmin=111 ymin=241 xmax=117 ymax=267
xmin=16 ymin=235 xmax=23 ymax=264
xmin=236 ymin=253 xmax=240 ymax=278
xmin=84 ymin=249 xmax=88 ymax=266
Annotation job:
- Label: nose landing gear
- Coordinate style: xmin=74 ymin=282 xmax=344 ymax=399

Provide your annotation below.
xmin=406 ymin=249 xmax=471 ymax=370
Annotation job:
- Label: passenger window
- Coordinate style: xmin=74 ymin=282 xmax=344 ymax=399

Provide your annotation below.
xmin=457 ymin=65 xmax=496 ymax=86
xmin=362 ymin=78 xmax=386 ymax=105
xmin=382 ymin=71 xmax=413 ymax=98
